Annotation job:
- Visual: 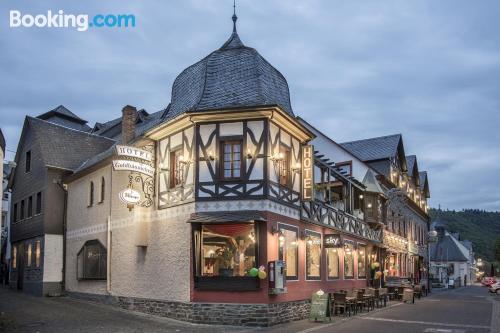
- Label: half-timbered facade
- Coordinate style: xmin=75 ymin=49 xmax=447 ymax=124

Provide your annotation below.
xmin=41 ymin=12 xmax=431 ymax=327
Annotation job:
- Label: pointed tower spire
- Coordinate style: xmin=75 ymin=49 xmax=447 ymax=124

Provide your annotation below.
xmin=232 ymin=0 xmax=237 ymax=32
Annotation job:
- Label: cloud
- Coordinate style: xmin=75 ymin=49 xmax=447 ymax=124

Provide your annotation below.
xmin=1 ymin=0 xmax=499 ymax=210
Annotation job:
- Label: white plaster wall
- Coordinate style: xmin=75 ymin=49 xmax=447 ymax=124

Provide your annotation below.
xmin=43 ymin=234 xmax=63 ymax=282
xmin=301 ymin=120 xmax=370 ymax=181
xmin=66 ymin=165 xmax=115 ymax=294
xmin=67 ymin=155 xmax=191 ymax=302
xmin=109 ymin=205 xmax=192 ymax=302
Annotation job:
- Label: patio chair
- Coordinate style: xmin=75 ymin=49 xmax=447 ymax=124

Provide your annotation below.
xmin=413 ymin=285 xmax=422 ymax=299
xmin=396 ymin=286 xmax=405 ymax=300
xmin=355 ymin=290 xmax=370 ymax=313
xmin=333 ymin=292 xmax=351 ymax=317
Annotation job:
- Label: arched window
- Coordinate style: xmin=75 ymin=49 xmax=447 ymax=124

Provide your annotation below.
xmin=77 ymin=240 xmax=107 ymax=280
xmin=100 ymin=177 xmax=105 ymax=203
xmin=89 ymin=181 xmax=94 ymax=206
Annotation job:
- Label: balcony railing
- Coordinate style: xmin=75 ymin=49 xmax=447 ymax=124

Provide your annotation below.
xmin=301 ymin=199 xmax=383 ymax=243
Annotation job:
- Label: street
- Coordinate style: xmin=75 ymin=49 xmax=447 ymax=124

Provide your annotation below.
xmin=0 ymin=286 xmax=498 ymax=333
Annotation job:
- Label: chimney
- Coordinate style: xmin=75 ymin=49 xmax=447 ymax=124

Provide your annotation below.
xmin=122 ymin=105 xmax=137 ymax=144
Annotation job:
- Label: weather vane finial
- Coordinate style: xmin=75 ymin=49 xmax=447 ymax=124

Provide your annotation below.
xmin=232 ymin=0 xmax=238 ymax=33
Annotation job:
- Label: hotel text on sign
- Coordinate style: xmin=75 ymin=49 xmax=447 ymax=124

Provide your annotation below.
xmin=116 ymin=145 xmax=153 ymax=162
xmin=301 ymin=145 xmax=314 ymax=201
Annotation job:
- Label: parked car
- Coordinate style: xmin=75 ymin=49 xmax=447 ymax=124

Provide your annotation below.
xmin=489 ymin=281 xmax=500 ymax=294
xmin=481 ymin=276 xmax=497 ymax=287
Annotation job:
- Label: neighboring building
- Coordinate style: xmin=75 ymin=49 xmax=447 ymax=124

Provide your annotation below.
xmin=0 ymin=129 xmax=6 ymax=283
xmin=63 ymin=16 xmax=385 ymax=326
xmin=2 ymin=160 xmax=13 ymax=285
xmin=299 ymin=120 xmax=431 ymax=287
xmin=430 ymin=223 xmax=474 ymax=287
xmin=8 ymin=106 xmax=115 ymax=296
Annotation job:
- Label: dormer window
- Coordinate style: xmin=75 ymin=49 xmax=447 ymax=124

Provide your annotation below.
xmin=220 ymin=140 xmax=242 ymax=180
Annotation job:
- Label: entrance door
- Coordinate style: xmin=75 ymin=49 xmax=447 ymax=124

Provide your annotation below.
xmin=17 ymin=243 xmax=24 ymax=290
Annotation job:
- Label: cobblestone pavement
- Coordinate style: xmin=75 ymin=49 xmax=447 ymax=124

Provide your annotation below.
xmin=0 ymin=285 xmax=497 ymax=333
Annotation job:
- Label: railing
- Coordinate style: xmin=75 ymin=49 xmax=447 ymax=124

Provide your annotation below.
xmin=301 ymin=199 xmax=383 ymax=242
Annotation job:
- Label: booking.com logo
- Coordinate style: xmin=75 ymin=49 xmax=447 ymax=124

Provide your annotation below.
xmin=9 ymin=10 xmax=136 ymax=32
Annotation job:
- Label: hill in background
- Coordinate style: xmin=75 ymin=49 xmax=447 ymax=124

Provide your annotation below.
xmin=429 ymin=208 xmax=500 ymax=262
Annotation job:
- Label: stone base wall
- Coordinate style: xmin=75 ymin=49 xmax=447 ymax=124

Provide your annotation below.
xmin=69 ymin=292 xmax=310 ymax=327
xmin=117 ymin=297 xmax=310 ymax=326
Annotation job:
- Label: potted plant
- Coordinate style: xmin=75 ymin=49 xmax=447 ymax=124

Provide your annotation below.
xmin=216 ymin=246 xmax=234 ymax=277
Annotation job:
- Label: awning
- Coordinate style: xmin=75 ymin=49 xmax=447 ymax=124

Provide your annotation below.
xmin=187 ymin=210 xmax=267 ymax=224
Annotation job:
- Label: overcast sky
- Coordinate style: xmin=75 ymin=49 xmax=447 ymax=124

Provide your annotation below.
xmin=1 ymin=0 xmax=499 ymax=211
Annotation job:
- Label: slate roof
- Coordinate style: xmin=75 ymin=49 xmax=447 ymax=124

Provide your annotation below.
xmin=37 ymin=105 xmax=91 ymax=132
xmin=406 ymin=155 xmax=417 ymax=174
xmin=26 ymin=117 xmax=115 ymax=171
xmin=92 ymin=109 xmax=163 ymax=140
xmin=187 ymin=210 xmax=267 ymax=223
xmin=73 ymin=110 xmax=164 ymax=174
xmin=362 ymin=169 xmax=385 ymax=194
xmin=0 ymin=128 xmax=5 ymax=154
xmin=430 ymin=231 xmax=470 ymax=262
xmin=340 ymin=134 xmax=402 ymax=162
xmin=162 ymin=27 xmax=293 ymax=120
xmin=419 ymin=171 xmax=430 ymax=197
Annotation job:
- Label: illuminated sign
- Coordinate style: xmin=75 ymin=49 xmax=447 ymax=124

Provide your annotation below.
xmin=119 ymin=188 xmax=141 ymax=205
xmin=301 ymin=145 xmax=314 ymax=201
xmin=113 ymin=160 xmax=154 ymax=177
xmin=116 ymin=145 xmax=152 ymax=162
xmin=324 ymin=234 xmax=342 ymax=248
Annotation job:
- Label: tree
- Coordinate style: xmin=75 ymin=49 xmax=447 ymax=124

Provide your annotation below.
xmin=495 ymin=236 xmax=500 ymax=262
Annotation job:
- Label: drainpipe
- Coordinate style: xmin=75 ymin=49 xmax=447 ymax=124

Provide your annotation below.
xmin=54 ymin=180 xmax=68 ymax=294
xmin=107 ymin=215 xmax=111 ymax=294
xmin=107 ymin=165 xmax=113 ymax=294
xmin=62 ymin=185 xmax=67 ymax=293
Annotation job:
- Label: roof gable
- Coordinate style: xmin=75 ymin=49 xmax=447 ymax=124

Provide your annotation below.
xmin=340 ymin=134 xmax=402 ymax=162
xmin=406 ymin=155 xmax=420 ymax=186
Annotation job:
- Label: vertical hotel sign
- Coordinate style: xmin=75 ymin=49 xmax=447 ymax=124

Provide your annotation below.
xmin=301 ymin=145 xmax=314 ymax=201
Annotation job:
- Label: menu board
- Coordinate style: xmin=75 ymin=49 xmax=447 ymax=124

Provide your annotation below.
xmin=309 ymin=291 xmax=330 ymax=322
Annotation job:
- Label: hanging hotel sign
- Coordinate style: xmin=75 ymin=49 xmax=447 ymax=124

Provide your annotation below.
xmin=324 ymin=234 xmax=343 ymax=248
xmin=301 ymin=145 xmax=314 ymax=201
xmin=113 ymin=160 xmax=155 ymax=177
xmin=119 ymin=188 xmax=141 ymax=205
xmin=116 ymin=145 xmax=153 ymax=162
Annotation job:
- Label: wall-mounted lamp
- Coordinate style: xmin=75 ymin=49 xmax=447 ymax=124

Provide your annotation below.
xmin=271 ymin=225 xmax=284 ymax=242
xmin=159 ymin=163 xmax=169 ymax=171
xmin=359 ymin=194 xmax=364 ymax=200
xmin=246 ymin=149 xmax=253 ymax=159
xmin=270 ymin=152 xmax=284 ymax=163
xmin=367 ymin=203 xmax=373 ymax=208
xmin=291 ymin=163 xmax=301 ymax=173
xmin=208 ymin=151 xmax=215 ymax=161
xmin=178 ymin=155 xmax=192 ymax=166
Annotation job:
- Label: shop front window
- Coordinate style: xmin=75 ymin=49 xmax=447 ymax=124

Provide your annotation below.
xmin=344 ymin=242 xmax=354 ymax=279
xmin=358 ymin=244 xmax=366 ymax=278
xmin=326 ymin=248 xmax=339 ymax=279
xmin=278 ymin=224 xmax=298 ymax=280
xmin=200 ymin=224 xmax=256 ymax=277
xmin=305 ymin=230 xmax=321 ymax=280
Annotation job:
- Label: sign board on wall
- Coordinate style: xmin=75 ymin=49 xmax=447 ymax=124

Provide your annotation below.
xmin=116 ymin=145 xmax=153 ymax=162
xmin=119 ymin=188 xmax=141 ymax=205
xmin=113 ymin=160 xmax=155 ymax=177
xmin=324 ymin=234 xmax=342 ymax=248
xmin=301 ymin=145 xmax=314 ymax=201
